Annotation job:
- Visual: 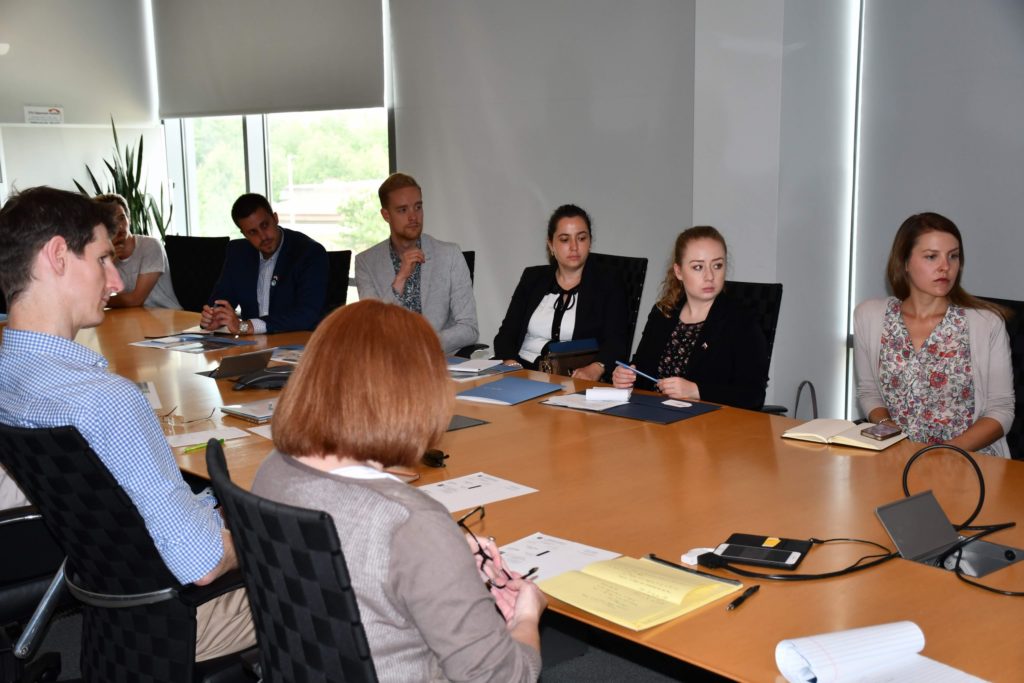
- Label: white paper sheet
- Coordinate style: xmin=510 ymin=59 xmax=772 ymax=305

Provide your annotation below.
xmin=543 ymin=394 xmax=627 ymax=412
xmin=775 ymin=621 xmax=988 ymax=683
xmin=500 ymin=532 xmax=620 ymax=581
xmin=448 ymin=358 xmax=503 ymax=373
xmin=585 ymin=387 xmax=631 ymax=401
xmin=166 ymin=427 xmax=250 ymax=449
xmin=417 ymin=472 xmax=537 ymax=512
xmin=248 ymin=425 xmax=274 ymax=440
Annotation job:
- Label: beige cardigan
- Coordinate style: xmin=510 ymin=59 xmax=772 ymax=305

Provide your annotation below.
xmin=854 ymin=297 xmax=1014 ymax=458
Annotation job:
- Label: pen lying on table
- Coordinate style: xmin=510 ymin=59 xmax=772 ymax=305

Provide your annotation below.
xmin=182 ymin=438 xmax=225 ymax=453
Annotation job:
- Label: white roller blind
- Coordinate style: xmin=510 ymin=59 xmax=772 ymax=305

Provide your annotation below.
xmin=152 ymin=0 xmax=384 ymax=118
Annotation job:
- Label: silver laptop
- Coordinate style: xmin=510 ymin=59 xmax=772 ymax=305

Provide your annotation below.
xmin=875 ymin=490 xmax=963 ymax=566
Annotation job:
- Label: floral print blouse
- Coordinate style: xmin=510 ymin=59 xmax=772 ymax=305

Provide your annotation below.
xmin=658 ymin=319 xmax=704 ymax=380
xmin=877 ymin=297 xmax=987 ymax=452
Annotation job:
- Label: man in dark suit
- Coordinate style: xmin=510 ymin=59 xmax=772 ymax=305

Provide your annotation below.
xmin=202 ymin=193 xmax=328 ymax=334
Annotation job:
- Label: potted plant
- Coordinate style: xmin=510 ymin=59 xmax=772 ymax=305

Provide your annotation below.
xmin=75 ymin=118 xmax=172 ymax=239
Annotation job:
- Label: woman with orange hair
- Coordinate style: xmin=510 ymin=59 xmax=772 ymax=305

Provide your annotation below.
xmin=251 ymin=300 xmax=545 ymax=680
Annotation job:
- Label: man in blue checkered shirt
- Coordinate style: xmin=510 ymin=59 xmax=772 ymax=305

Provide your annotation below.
xmin=0 ymin=187 xmax=254 ymax=661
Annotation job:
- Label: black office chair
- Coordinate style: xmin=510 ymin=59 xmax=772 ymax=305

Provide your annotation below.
xmin=0 ymin=424 xmax=249 ymax=683
xmin=455 ymin=250 xmax=486 ymax=358
xmin=980 ymin=296 xmax=1024 ymax=460
xmin=325 ymin=250 xmax=353 ymax=313
xmin=0 ymin=505 xmax=66 ymax=681
xmin=587 ymin=252 xmax=649 ymax=346
xmin=724 ymin=280 xmax=787 ymax=415
xmin=164 ymin=235 xmax=231 ymax=312
xmin=463 ymin=250 xmax=476 ymax=284
xmin=206 ymin=441 xmax=378 ymax=683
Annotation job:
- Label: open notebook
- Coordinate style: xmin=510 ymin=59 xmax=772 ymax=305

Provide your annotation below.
xmin=782 ymin=418 xmax=907 ymax=451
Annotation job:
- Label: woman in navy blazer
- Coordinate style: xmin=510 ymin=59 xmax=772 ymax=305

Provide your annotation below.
xmin=493 ymin=205 xmax=629 ymax=381
xmin=613 ymin=226 xmax=768 ymax=410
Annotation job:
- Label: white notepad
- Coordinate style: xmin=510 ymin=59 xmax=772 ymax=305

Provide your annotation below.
xmin=775 ymin=621 xmax=987 ymax=682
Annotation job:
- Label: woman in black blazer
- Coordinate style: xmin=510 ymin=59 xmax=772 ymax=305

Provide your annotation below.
xmin=613 ymin=226 xmax=768 ymax=409
xmin=493 ymin=205 xmax=629 ymax=381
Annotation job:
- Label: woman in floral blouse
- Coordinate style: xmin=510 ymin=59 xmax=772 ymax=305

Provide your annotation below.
xmin=854 ymin=212 xmax=1014 ymax=457
xmin=612 ymin=226 xmax=769 ymax=410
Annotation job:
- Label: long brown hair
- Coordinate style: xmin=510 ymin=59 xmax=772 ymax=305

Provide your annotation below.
xmin=886 ymin=212 xmax=1007 ymax=319
xmin=273 ymin=300 xmax=453 ymax=467
xmin=655 ymin=226 xmax=727 ymax=316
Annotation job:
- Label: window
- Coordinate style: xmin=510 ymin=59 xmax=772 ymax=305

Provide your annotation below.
xmin=266 ymin=109 xmax=389 ymax=254
xmin=187 ymin=116 xmax=246 ymax=237
xmin=165 ymin=108 xmax=389 ymax=273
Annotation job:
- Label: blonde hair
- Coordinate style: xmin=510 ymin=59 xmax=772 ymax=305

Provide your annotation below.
xmin=655 ymin=226 xmax=727 ymax=316
xmin=272 ymin=300 xmax=453 ymax=467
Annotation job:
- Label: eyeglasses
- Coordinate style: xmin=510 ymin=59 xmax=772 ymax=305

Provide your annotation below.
xmin=457 ymin=506 xmax=514 ymax=590
xmin=423 ymin=449 xmax=449 ymax=468
xmin=160 ymin=406 xmax=215 ymax=425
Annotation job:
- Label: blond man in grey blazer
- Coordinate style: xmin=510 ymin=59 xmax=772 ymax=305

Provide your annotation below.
xmin=355 ymin=173 xmax=478 ymax=354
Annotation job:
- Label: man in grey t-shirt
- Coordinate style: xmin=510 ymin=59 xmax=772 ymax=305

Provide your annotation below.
xmin=96 ymin=194 xmax=181 ymax=309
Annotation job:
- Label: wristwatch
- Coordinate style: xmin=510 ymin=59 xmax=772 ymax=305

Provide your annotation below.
xmin=239 ymin=320 xmax=251 ymax=335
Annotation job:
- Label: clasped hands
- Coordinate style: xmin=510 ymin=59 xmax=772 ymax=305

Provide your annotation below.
xmin=612 ymin=364 xmax=701 ymax=401
xmin=467 ymin=534 xmax=546 ymax=626
xmin=201 ymin=299 xmax=243 ymax=334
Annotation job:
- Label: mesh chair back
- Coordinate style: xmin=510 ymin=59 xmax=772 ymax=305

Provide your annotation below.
xmin=587 ymin=253 xmax=648 ymax=345
xmin=0 ymin=424 xmax=199 ymax=682
xmin=164 ymin=235 xmax=231 ymax=312
xmin=980 ymin=296 xmax=1024 ymax=460
xmin=463 ymin=251 xmax=476 ymax=284
xmin=326 ymin=250 xmax=353 ymax=312
xmin=724 ymin=280 xmax=783 ymax=360
xmin=206 ymin=442 xmax=377 ymax=683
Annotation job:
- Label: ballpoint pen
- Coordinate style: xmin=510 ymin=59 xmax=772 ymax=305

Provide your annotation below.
xmin=727 ymin=585 xmax=760 ymax=611
xmin=614 ymin=360 xmax=660 ymax=386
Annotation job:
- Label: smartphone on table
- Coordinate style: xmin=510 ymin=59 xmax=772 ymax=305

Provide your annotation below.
xmin=861 ymin=422 xmax=902 ymax=441
xmin=713 ymin=543 xmax=802 ymax=569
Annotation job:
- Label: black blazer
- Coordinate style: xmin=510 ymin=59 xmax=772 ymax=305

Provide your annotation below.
xmin=493 ymin=262 xmax=629 ymax=372
xmin=207 ymin=227 xmax=328 ymax=333
xmin=630 ymin=294 xmax=769 ymax=410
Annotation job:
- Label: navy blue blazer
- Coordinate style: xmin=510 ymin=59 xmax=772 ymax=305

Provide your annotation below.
xmin=493 ymin=262 xmax=629 ymax=373
xmin=630 ymin=294 xmax=769 ymax=410
xmin=208 ymin=227 xmax=328 ymax=333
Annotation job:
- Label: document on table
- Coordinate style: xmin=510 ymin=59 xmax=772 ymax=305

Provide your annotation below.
xmin=135 ymin=381 xmax=162 ymax=410
xmin=166 ymin=427 xmax=250 ymax=449
xmin=417 ymin=472 xmax=537 ymax=512
xmin=271 ymin=345 xmax=305 ymax=364
xmin=543 ymin=393 xmax=630 ymax=412
xmin=131 ymin=335 xmax=256 ymax=353
xmin=775 ymin=621 xmax=988 ymax=683
xmin=500 ymin=533 xmax=620 ymax=581
xmin=538 ymin=556 xmax=741 ymax=631
xmin=248 ymin=424 xmax=273 ymax=440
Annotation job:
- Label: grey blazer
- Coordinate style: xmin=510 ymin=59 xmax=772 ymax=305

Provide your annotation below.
xmin=355 ymin=233 xmax=479 ymax=354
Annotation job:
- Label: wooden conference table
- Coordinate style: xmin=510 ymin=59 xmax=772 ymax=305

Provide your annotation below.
xmin=80 ymin=307 xmax=1024 ymax=682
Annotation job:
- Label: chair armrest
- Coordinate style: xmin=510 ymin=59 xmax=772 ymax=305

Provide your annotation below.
xmin=0 ymin=505 xmax=42 ymax=527
xmin=178 ymin=569 xmax=245 ymax=608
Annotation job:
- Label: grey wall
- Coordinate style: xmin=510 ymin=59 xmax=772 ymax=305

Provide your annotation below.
xmin=0 ymin=0 xmax=155 ymax=125
xmin=855 ymin=0 xmax=1024 ymax=305
xmin=388 ymin=0 xmax=696 ymax=355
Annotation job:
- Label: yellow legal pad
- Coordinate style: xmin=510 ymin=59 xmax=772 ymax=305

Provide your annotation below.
xmin=538 ymin=556 xmax=742 ymax=631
